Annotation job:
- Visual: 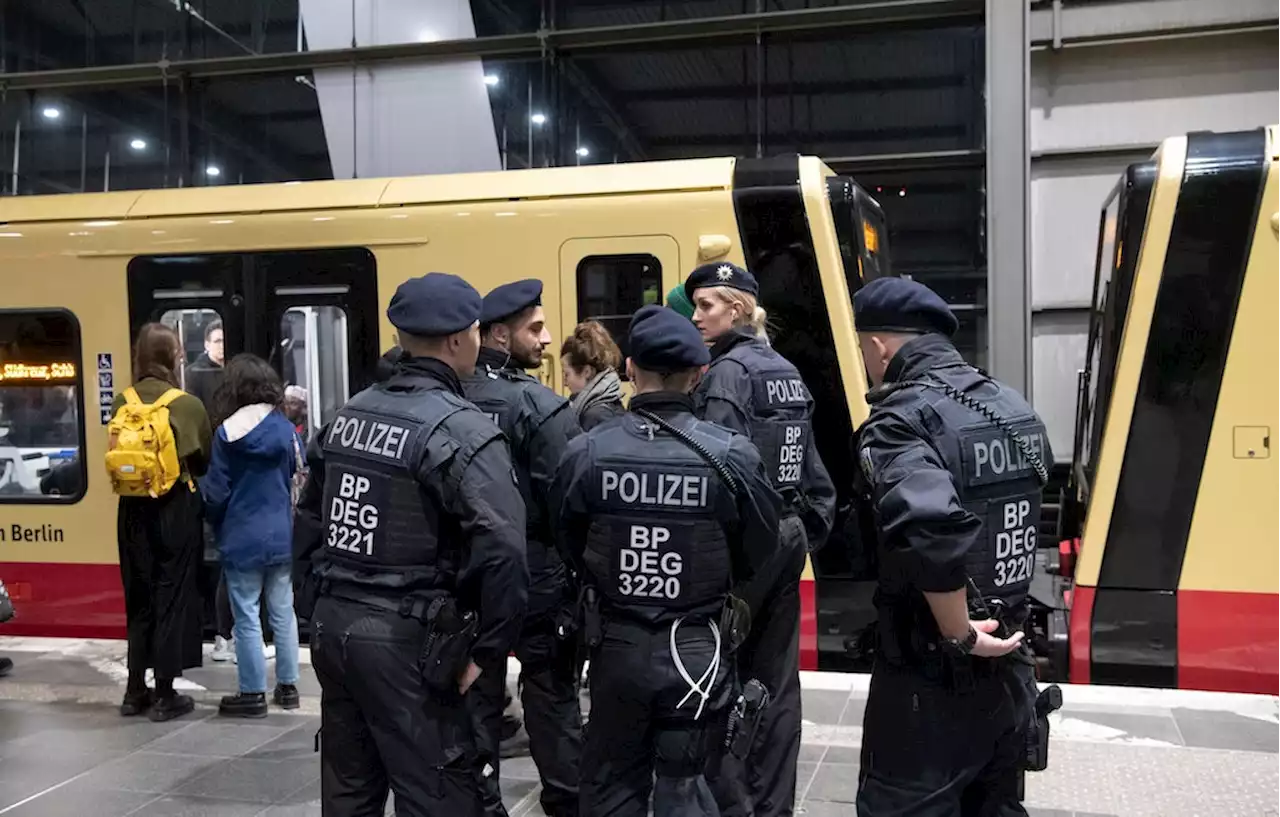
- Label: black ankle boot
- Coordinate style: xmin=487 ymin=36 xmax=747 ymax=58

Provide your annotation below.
xmin=120 ymin=689 xmax=152 ymax=717
xmin=149 ymin=693 xmax=194 ymax=722
xmin=219 ymin=692 xmax=268 ymax=719
xmin=272 ymin=684 xmax=300 ymax=710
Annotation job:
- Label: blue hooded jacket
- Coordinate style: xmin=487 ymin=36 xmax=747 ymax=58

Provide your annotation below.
xmin=201 ymin=404 xmax=300 ymax=570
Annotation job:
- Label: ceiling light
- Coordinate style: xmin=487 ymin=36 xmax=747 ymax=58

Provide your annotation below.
xmin=575 ymin=146 xmax=590 ymax=157
xmin=205 ymin=165 xmax=222 ymax=177
xmin=898 ymin=188 xmax=906 ymax=197
xmin=41 ymin=107 xmax=61 ymax=120
xmin=129 ymin=138 xmax=147 ymax=151
xmin=530 ymin=113 xmax=547 ymax=125
xmin=484 ymin=74 xmax=500 ymax=87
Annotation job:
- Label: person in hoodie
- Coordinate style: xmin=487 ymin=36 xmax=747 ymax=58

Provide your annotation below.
xmin=202 ymin=353 xmax=303 ymax=718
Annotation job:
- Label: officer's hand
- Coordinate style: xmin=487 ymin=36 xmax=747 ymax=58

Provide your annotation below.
xmin=970 ymin=619 xmax=1024 ymax=658
xmin=458 ymin=660 xmax=482 ymax=695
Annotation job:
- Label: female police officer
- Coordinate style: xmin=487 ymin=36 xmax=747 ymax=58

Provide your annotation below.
xmin=552 ymin=305 xmax=782 ymax=817
xmin=851 ymin=276 xmax=1048 ymax=817
xmin=685 ymin=262 xmax=836 ymax=817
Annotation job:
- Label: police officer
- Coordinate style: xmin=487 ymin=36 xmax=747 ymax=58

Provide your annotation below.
xmin=851 ymin=277 xmax=1051 ymax=816
xmin=293 ymin=273 xmax=529 ymax=817
xmin=462 ymin=279 xmax=583 ymax=817
xmin=684 ymin=262 xmax=836 ymax=817
xmin=553 ymin=305 xmax=783 ymax=817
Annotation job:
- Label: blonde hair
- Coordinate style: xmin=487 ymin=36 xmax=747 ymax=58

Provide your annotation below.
xmin=706 ymin=285 xmax=769 ymax=339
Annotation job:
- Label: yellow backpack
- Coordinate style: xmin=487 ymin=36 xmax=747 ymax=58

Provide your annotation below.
xmin=105 ymin=387 xmax=187 ymax=498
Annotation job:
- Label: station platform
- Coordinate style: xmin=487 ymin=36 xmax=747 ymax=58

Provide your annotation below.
xmin=0 ymin=637 xmax=1272 ymax=817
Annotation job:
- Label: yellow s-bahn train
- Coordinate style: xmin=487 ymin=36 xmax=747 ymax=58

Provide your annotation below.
xmin=0 ymin=155 xmax=891 ymax=672
xmin=1050 ymin=126 xmax=1279 ymax=695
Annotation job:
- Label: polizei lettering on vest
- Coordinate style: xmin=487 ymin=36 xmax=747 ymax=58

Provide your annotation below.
xmin=328 ymin=416 xmax=410 ymax=461
xmin=971 ymin=431 xmax=1046 ymax=480
xmin=765 ymin=377 xmax=806 ymax=405
xmin=600 ymin=470 xmax=708 ymax=508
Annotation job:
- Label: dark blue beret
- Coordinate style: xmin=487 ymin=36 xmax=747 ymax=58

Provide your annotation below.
xmin=628 ymin=305 xmax=710 ymax=371
xmin=684 ymin=262 xmax=758 ymax=299
xmin=852 ymin=277 xmax=958 ymax=338
xmin=387 ymin=273 xmax=482 ymax=337
xmin=481 ymin=279 xmax=543 ymax=327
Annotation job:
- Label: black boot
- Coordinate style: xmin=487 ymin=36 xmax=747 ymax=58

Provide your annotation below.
xmin=120 ymin=689 xmax=152 ymax=717
xmin=273 ymin=683 xmax=300 ymax=710
xmin=149 ymin=693 xmax=195 ymax=722
xmin=0 ymin=656 xmax=12 ymax=678
xmin=219 ymin=692 xmax=268 ymax=719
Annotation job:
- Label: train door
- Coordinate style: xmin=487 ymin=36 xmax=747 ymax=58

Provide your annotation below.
xmin=125 ymin=247 xmax=380 ymax=436
xmin=558 ymin=236 xmax=680 ymax=396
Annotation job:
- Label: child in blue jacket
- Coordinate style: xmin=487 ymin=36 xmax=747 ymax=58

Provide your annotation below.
xmin=202 ymin=354 xmax=302 ymax=718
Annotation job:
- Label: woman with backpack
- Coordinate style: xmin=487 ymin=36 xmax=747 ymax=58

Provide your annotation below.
xmin=201 ymin=354 xmax=302 ymax=718
xmin=110 ymin=323 xmax=212 ymax=722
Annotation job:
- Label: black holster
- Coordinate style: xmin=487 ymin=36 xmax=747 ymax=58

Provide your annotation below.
xmin=723 ymin=678 xmax=771 ymax=758
xmin=580 ymin=586 xmax=603 ymax=649
xmin=415 ymin=596 xmax=478 ymax=696
xmin=1025 ymin=683 xmax=1062 ymax=772
xmin=293 ymin=573 xmax=320 ymax=623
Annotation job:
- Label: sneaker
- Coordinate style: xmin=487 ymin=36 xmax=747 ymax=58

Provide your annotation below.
xmin=263 ymin=643 xmax=276 ymax=661
xmin=211 ymin=636 xmax=234 ymax=662
xmin=219 ymin=692 xmax=268 ymax=719
xmin=273 ymin=683 xmax=300 ymax=710
xmin=149 ymin=693 xmax=195 ymax=722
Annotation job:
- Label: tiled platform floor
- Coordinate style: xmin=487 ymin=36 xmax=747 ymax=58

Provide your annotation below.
xmin=0 ymin=637 xmax=1273 ymax=817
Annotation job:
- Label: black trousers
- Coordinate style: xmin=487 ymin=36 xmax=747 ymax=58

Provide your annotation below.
xmin=475 ymin=615 xmax=583 ymax=817
xmin=117 ymin=488 xmax=205 ymax=682
xmin=583 ymin=617 xmax=731 ymax=817
xmin=711 ymin=529 xmax=806 ymax=817
xmin=311 ymin=596 xmax=502 ymax=817
xmin=857 ymin=661 xmax=1035 ymax=817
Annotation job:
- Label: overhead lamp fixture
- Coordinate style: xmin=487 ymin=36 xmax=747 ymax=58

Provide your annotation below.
xmin=129 ymin=138 xmax=147 ymax=151
xmin=484 ymin=74 xmax=500 ymax=87
xmin=898 ymin=188 xmax=907 ymax=197
xmin=206 ymin=165 xmax=222 ymax=178
xmin=41 ymin=107 xmax=61 ymax=120
xmin=530 ymin=113 xmax=547 ymax=125
xmin=575 ymin=146 xmax=590 ymax=157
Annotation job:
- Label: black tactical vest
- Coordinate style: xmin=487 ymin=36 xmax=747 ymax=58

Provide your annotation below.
xmin=579 ymin=415 xmax=735 ymax=625
xmin=317 ymin=383 xmax=474 ymax=595
xmin=904 ymin=367 xmax=1051 ymax=612
xmin=461 ymin=361 xmax=563 ymax=584
xmin=709 ymin=340 xmax=814 ymax=507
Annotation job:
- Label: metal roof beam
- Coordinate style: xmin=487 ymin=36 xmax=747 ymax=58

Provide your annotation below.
xmin=0 ymin=0 xmax=984 ymax=91
xmin=1029 ymin=0 xmax=1277 ymax=50
xmin=616 ymin=73 xmax=968 ymax=102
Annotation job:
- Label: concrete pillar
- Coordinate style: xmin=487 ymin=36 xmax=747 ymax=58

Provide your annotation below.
xmin=301 ymin=0 xmax=502 ymax=179
xmin=985 ymin=0 xmax=1032 ymax=393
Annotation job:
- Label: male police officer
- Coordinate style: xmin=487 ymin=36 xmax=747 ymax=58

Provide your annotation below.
xmin=294 ymin=273 xmax=529 ymax=817
xmin=685 ymin=262 xmax=837 ymax=817
xmin=463 ymin=279 xmax=583 ymax=817
xmin=851 ymin=277 xmax=1051 ymax=817
xmin=553 ymin=304 xmax=783 ymax=817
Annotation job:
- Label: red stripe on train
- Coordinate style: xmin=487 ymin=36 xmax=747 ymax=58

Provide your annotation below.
xmin=1178 ymin=589 xmax=1278 ymax=696
xmin=799 ymin=578 xmax=817 ymax=671
xmin=0 ymin=562 xmax=126 ymax=640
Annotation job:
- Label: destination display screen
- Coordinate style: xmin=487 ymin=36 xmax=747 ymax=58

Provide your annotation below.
xmin=0 ymin=362 xmax=77 ymax=382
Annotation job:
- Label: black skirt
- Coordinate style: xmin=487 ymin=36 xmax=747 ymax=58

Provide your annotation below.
xmin=117 ymin=486 xmax=205 ymax=677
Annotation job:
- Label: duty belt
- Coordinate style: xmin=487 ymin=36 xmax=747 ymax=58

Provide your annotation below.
xmin=320 ymin=581 xmax=446 ymax=623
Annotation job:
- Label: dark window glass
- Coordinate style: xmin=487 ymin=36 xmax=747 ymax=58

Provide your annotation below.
xmin=0 ymin=310 xmax=86 ymax=502
xmin=575 ymin=254 xmax=662 ymax=363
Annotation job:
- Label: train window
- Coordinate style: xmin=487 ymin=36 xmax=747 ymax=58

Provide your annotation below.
xmin=160 ymin=308 xmax=224 ymax=413
xmin=0 ymin=310 xmax=86 ymax=503
xmin=575 ymin=254 xmax=662 ymax=364
xmin=279 ymin=306 xmax=350 ymax=443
